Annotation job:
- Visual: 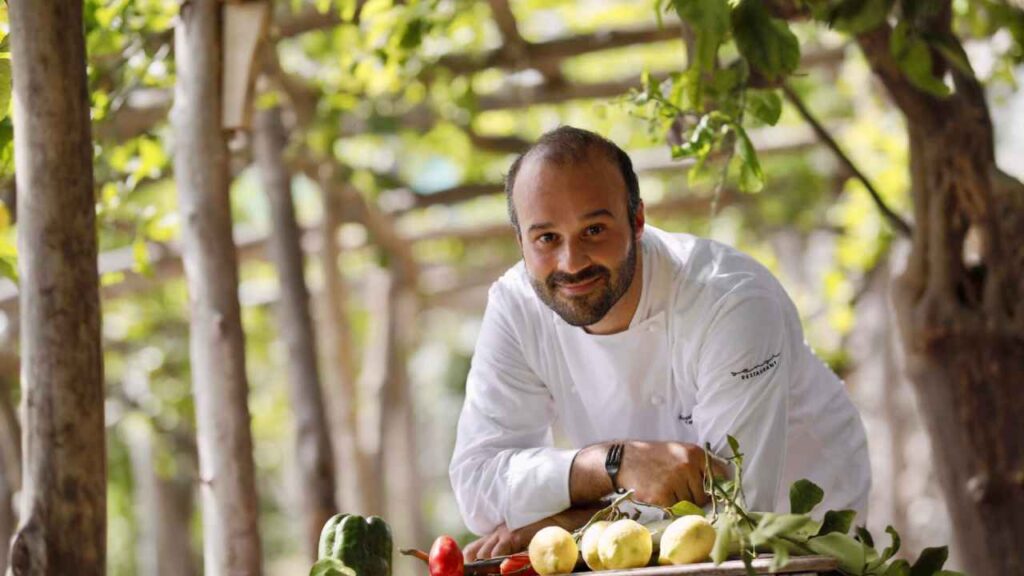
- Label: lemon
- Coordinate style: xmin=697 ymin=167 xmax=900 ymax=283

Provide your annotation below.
xmin=658 ymin=516 xmax=716 ymax=565
xmin=528 ymin=526 xmax=578 ymax=575
xmin=597 ymin=519 xmax=652 ymax=570
xmin=580 ymin=521 xmax=611 ymax=570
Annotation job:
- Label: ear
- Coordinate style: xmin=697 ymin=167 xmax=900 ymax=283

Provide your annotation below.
xmin=633 ymin=200 xmax=646 ymax=241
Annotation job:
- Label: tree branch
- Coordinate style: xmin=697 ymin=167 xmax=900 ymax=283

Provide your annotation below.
xmin=781 ymin=82 xmax=913 ymax=238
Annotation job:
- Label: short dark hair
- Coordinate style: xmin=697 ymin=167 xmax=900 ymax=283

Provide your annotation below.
xmin=504 ymin=126 xmax=641 ymax=234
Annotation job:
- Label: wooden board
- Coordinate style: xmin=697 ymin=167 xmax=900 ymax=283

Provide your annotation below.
xmin=571 ymin=556 xmax=838 ymax=575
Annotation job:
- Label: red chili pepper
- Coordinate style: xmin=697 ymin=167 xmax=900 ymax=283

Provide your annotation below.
xmin=429 ymin=535 xmax=464 ymax=576
xmin=499 ymin=554 xmax=536 ymax=576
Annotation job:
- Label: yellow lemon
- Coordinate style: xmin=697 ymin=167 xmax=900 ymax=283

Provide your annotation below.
xmin=580 ymin=521 xmax=611 ymax=570
xmin=528 ymin=526 xmax=578 ymax=575
xmin=658 ymin=516 xmax=716 ymax=565
xmin=597 ymin=519 xmax=652 ymax=570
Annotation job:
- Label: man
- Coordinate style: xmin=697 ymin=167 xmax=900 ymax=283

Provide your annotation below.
xmin=450 ymin=126 xmax=871 ymax=560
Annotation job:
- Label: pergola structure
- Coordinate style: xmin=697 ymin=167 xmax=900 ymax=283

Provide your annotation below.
xmin=0 ymin=3 xmax=848 ymax=319
xmin=0 ymin=2 xmax=863 ymax=575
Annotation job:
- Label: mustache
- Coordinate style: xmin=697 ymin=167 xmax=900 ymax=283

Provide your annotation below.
xmin=546 ymin=265 xmax=610 ymax=288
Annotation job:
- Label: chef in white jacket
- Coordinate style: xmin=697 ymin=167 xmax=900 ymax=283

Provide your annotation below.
xmin=450 ymin=126 xmax=871 ymax=560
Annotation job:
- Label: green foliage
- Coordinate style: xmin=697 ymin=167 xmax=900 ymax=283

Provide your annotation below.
xmin=744 ymin=89 xmax=782 ymax=126
xmin=704 ymin=439 xmax=958 ymax=576
xmin=0 ymin=203 xmax=16 ymax=283
xmin=731 ymin=0 xmax=800 ymax=81
xmin=818 ymin=509 xmax=857 ymax=536
xmin=890 ymin=22 xmax=951 ymax=97
xmin=811 ymin=0 xmax=895 ymax=34
xmin=669 ymin=500 xmax=706 ymax=517
xmin=669 ymin=0 xmax=730 ymax=106
xmin=789 ymin=479 xmax=824 ymax=515
xmin=909 ymin=548 xmax=949 ymax=576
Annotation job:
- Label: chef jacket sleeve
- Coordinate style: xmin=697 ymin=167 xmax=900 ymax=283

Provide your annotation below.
xmin=449 ymin=285 xmax=578 ymax=535
xmin=691 ymin=289 xmax=791 ymax=513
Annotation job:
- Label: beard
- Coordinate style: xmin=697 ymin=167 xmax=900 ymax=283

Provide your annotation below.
xmin=529 ymin=238 xmax=638 ymax=327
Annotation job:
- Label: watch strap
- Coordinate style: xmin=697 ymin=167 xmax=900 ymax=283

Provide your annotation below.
xmin=604 ymin=443 xmax=626 ymax=494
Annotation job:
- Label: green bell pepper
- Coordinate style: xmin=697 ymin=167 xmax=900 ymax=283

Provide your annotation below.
xmin=317 ymin=514 xmax=393 ymax=576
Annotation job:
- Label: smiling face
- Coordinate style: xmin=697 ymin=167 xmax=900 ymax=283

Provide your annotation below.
xmin=511 ymin=148 xmax=645 ymax=334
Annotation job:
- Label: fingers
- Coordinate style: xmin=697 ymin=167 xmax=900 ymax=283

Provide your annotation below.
xmin=708 ymin=452 xmax=730 ymax=480
xmin=464 ymin=525 xmax=518 ymax=561
xmin=464 ymin=535 xmax=487 ymax=562
xmin=686 ymin=468 xmax=709 ymax=507
xmin=490 ymin=535 xmax=514 ymax=558
xmin=477 ymin=533 xmax=499 ymax=560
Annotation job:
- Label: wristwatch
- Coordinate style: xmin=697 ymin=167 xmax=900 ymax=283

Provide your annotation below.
xmin=604 ymin=443 xmax=626 ymax=494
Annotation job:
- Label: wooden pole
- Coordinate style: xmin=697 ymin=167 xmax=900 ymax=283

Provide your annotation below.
xmin=173 ymin=0 xmax=262 ymax=573
xmin=254 ymin=106 xmax=337 ymax=556
xmin=124 ymin=366 xmax=199 ymax=576
xmin=7 ymin=1 xmax=105 ymax=574
xmin=0 ymin=376 xmax=18 ymax=573
xmin=317 ymin=169 xmax=371 ymax=514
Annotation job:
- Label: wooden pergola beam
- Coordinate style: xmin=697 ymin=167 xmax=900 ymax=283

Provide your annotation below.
xmin=338 ymin=46 xmax=845 ymax=136
xmin=386 ymin=121 xmax=821 ymax=213
xmin=91 ymin=15 xmax=846 ymax=146
xmin=437 ymin=22 xmax=689 ymax=75
xmin=289 ymin=154 xmax=420 ymax=286
xmin=16 ymin=124 xmax=816 ymax=316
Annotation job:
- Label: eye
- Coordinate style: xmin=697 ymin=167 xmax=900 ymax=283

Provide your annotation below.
xmin=584 ymin=224 xmax=605 ymax=237
xmin=535 ymin=232 xmax=558 ymax=245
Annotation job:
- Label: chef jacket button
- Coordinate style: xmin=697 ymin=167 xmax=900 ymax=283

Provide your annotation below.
xmin=650 ymin=394 xmax=664 ymax=405
xmin=646 ymin=324 xmax=657 ymax=333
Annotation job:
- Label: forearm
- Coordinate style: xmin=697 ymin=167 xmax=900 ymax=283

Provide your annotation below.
xmin=570 ymin=441 xmax=726 ymax=508
xmin=569 ymin=443 xmax=615 ymax=504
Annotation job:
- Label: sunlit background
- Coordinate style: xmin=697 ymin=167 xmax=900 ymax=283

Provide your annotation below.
xmin=0 ymin=0 xmax=1021 ymax=574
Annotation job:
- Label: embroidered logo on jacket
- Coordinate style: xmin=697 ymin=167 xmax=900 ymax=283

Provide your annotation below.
xmin=730 ymin=352 xmax=782 ymax=380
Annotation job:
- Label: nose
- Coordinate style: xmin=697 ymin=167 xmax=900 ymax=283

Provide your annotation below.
xmin=558 ymin=237 xmax=591 ymax=275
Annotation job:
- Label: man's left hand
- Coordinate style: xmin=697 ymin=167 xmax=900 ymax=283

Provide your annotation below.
xmin=462 ymin=506 xmax=602 ymax=561
xmin=463 ymin=523 xmax=521 ymax=562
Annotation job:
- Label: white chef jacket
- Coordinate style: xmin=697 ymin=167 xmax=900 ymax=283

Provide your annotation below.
xmin=449 ymin=225 xmax=871 ymax=535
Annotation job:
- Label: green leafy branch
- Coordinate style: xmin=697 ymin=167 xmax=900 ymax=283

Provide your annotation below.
xmin=703 ymin=435 xmax=963 ymax=576
xmin=641 ymin=0 xmax=955 ymax=228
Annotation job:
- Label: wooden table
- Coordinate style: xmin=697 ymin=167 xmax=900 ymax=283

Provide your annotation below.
xmin=570 ymin=556 xmax=838 ymax=575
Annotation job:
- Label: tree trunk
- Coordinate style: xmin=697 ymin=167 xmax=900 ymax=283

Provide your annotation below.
xmin=254 ymin=106 xmax=336 ymax=556
xmin=125 ymin=400 xmax=199 ymax=576
xmin=0 ymin=376 xmax=19 ymax=574
xmin=0 ymin=462 xmax=12 ymax=576
xmin=380 ymin=272 xmax=426 ymax=548
xmin=358 ymin=269 xmax=394 ymax=518
xmin=317 ymin=172 xmax=370 ymax=515
xmin=173 ymin=1 xmax=263 ymax=573
xmin=7 ymin=1 xmax=106 ymax=574
xmin=856 ymin=14 xmax=1024 ymax=576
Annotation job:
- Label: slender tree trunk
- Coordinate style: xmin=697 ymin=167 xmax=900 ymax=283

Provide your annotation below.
xmin=125 ymin=406 xmax=198 ymax=576
xmin=318 ymin=174 xmax=370 ymax=514
xmin=0 ymin=377 xmax=18 ymax=573
xmin=254 ymin=106 xmax=336 ymax=556
xmin=359 ymin=268 xmax=394 ymax=518
xmin=153 ymin=472 xmax=199 ymax=576
xmin=856 ymin=12 xmax=1024 ymax=575
xmin=0 ymin=465 xmax=12 ymax=575
xmin=7 ymin=2 xmax=106 ymax=574
xmin=381 ymin=273 xmax=426 ymax=548
xmin=173 ymin=1 xmax=262 ymax=573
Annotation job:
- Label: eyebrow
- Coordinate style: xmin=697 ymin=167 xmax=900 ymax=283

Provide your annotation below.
xmin=526 ymin=208 xmax=616 ymax=234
